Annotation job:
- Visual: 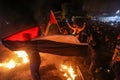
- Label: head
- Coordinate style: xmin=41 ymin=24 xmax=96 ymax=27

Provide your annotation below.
xmin=73 ymin=24 xmax=78 ymax=28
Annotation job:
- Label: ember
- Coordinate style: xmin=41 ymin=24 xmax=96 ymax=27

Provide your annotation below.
xmin=0 ymin=50 xmax=29 ymax=69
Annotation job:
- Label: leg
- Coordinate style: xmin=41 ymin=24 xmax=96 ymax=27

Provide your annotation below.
xmin=27 ymin=50 xmax=41 ymax=80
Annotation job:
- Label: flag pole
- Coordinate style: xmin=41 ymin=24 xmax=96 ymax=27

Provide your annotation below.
xmin=56 ymin=23 xmax=62 ymax=33
xmin=44 ymin=21 xmax=51 ymax=36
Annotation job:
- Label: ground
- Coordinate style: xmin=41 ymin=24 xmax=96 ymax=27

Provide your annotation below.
xmin=0 ymin=53 xmax=92 ymax=80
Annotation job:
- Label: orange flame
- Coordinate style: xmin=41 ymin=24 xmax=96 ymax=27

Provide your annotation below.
xmin=0 ymin=50 xmax=29 ymax=69
xmin=60 ymin=64 xmax=77 ymax=80
xmin=0 ymin=60 xmax=16 ymax=69
xmin=14 ymin=51 xmax=29 ymax=64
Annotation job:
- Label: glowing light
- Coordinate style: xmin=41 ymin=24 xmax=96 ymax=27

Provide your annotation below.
xmin=60 ymin=64 xmax=77 ymax=80
xmin=107 ymin=69 xmax=110 ymax=73
xmin=67 ymin=78 xmax=72 ymax=80
xmin=5 ymin=60 xmax=16 ymax=69
xmin=0 ymin=64 xmax=2 ymax=67
xmin=97 ymin=16 xmax=120 ymax=22
xmin=116 ymin=10 xmax=120 ymax=14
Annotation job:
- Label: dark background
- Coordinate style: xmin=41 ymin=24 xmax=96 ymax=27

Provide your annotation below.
xmin=0 ymin=0 xmax=120 ymax=24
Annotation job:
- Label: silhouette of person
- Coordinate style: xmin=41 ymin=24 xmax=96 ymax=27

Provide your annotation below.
xmin=23 ymin=33 xmax=41 ymax=80
xmin=66 ymin=22 xmax=86 ymax=39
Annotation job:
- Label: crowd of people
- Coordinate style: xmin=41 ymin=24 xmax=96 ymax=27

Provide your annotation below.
xmin=59 ymin=19 xmax=120 ymax=80
xmin=1 ymin=18 xmax=120 ymax=80
xmin=39 ymin=19 xmax=120 ymax=80
xmin=60 ymin=20 xmax=120 ymax=52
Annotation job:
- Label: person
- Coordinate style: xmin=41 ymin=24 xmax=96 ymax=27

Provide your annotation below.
xmin=26 ymin=46 xmax=41 ymax=80
xmin=61 ymin=26 xmax=69 ymax=35
xmin=0 ymin=34 xmax=88 ymax=80
xmin=87 ymin=34 xmax=97 ymax=80
xmin=111 ymin=38 xmax=120 ymax=80
xmin=23 ymin=33 xmax=41 ymax=80
xmin=87 ymin=34 xmax=96 ymax=72
xmin=66 ymin=22 xmax=86 ymax=39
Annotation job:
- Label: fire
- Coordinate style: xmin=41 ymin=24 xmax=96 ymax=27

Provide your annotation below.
xmin=14 ymin=51 xmax=29 ymax=64
xmin=0 ymin=50 xmax=29 ymax=69
xmin=0 ymin=60 xmax=16 ymax=69
xmin=60 ymin=64 xmax=77 ymax=80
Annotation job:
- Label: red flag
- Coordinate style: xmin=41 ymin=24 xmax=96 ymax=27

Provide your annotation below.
xmin=3 ymin=26 xmax=40 ymax=41
xmin=44 ymin=10 xmax=62 ymax=36
xmin=49 ymin=10 xmax=57 ymax=24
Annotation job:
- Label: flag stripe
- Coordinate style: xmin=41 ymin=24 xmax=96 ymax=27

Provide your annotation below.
xmin=3 ymin=26 xmax=40 ymax=41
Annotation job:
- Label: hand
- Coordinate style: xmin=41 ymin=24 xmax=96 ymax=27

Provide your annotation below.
xmin=83 ymin=22 xmax=86 ymax=25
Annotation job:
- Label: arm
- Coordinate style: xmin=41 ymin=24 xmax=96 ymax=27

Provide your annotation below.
xmin=79 ymin=22 xmax=86 ymax=31
xmin=112 ymin=49 xmax=116 ymax=60
xmin=112 ymin=49 xmax=117 ymax=61
xmin=66 ymin=22 xmax=74 ymax=30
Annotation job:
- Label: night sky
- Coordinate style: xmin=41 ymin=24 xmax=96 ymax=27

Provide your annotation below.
xmin=0 ymin=0 xmax=69 ymax=15
xmin=0 ymin=0 xmax=68 ymax=25
xmin=0 ymin=0 xmax=73 ymax=38
xmin=0 ymin=0 xmax=120 ymax=26
xmin=1 ymin=0 xmax=120 ymax=16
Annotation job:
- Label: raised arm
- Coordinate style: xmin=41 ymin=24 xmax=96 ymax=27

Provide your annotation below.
xmin=80 ymin=22 xmax=86 ymax=31
xmin=112 ymin=49 xmax=117 ymax=61
xmin=66 ymin=22 xmax=74 ymax=30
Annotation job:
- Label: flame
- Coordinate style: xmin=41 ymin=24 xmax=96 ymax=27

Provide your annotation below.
xmin=14 ymin=51 xmax=29 ymax=64
xmin=0 ymin=50 xmax=29 ymax=69
xmin=0 ymin=60 xmax=16 ymax=69
xmin=60 ymin=64 xmax=77 ymax=80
